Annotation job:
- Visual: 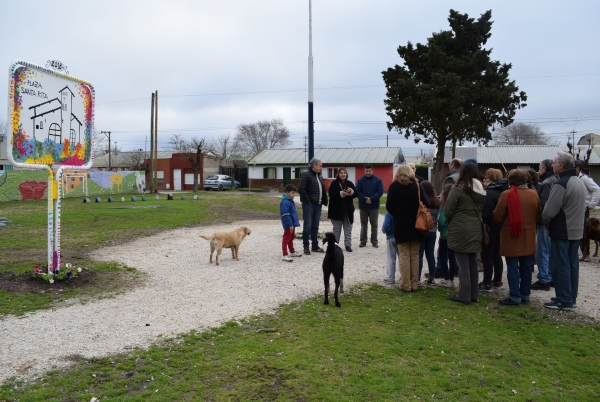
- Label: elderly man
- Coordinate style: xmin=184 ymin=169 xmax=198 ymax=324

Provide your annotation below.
xmin=408 ymin=163 xmax=425 ymax=182
xmin=573 ymin=159 xmax=600 ymax=261
xmin=442 ymin=158 xmax=462 ymax=186
xmin=532 ymin=159 xmax=558 ymax=291
xmin=298 ymin=157 xmax=328 ymax=255
xmin=542 ymin=153 xmax=586 ymax=310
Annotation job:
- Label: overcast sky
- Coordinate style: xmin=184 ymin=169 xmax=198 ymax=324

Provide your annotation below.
xmin=1 ymin=0 xmax=599 ymax=156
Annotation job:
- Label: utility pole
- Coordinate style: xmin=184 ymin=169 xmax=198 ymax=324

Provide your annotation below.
xmin=149 ymin=93 xmax=155 ymax=192
xmin=154 ymin=90 xmax=158 ymax=192
xmin=571 ymin=129 xmax=577 ymax=147
xmin=101 ymin=131 xmax=111 ymax=171
xmin=307 ymin=0 xmax=314 ymax=162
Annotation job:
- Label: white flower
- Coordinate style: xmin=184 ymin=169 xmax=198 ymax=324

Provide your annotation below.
xmin=77 ymin=267 xmax=82 ymax=272
xmin=66 ymin=263 xmax=72 ymax=268
xmin=49 ymin=279 xmax=54 ymax=284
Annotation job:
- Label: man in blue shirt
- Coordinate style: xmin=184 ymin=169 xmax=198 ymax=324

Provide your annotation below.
xmin=355 ymin=164 xmax=384 ymax=248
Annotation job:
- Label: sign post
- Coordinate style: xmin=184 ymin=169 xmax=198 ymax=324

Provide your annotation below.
xmin=7 ymin=60 xmax=95 ymax=274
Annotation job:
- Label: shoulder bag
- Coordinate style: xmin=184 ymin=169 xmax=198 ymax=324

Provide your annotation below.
xmin=415 ymin=182 xmax=434 ymax=233
xmin=468 ymin=193 xmax=489 ymax=246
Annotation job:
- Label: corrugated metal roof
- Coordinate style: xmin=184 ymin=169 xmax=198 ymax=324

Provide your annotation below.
xmin=249 ymin=147 xmax=404 ymax=165
xmin=443 ymin=145 xmax=600 ymax=165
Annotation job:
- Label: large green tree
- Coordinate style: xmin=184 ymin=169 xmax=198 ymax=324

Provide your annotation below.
xmin=382 ymin=9 xmax=527 ymax=189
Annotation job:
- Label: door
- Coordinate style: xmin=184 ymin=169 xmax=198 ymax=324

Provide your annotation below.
xmin=283 ymin=167 xmax=291 ymax=186
xmin=173 ymin=169 xmax=182 ymax=191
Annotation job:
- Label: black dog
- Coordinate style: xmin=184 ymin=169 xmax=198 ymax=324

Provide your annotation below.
xmin=322 ymin=232 xmax=344 ymax=307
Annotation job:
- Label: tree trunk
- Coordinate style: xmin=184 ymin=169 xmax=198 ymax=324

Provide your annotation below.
xmin=432 ymin=129 xmax=448 ymax=193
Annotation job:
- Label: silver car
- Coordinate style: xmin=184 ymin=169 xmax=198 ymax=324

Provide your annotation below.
xmin=203 ymin=174 xmax=241 ymax=191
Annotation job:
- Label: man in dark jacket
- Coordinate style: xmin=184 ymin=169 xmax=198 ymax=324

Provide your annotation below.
xmin=541 ymin=153 xmax=586 ymax=310
xmin=298 ymin=157 xmax=328 ymax=254
xmin=442 ymin=158 xmax=462 ymax=187
xmin=355 ymin=164 xmax=384 ymax=248
xmin=532 ymin=159 xmax=557 ymax=290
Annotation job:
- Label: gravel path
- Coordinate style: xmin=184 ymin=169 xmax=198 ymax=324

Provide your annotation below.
xmin=1 ymin=214 xmax=599 ymax=384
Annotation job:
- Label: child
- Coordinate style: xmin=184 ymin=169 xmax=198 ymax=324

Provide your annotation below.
xmin=437 ymin=184 xmax=457 ymax=287
xmin=381 ymin=212 xmax=399 ymax=283
xmin=280 ymin=184 xmax=302 ymax=262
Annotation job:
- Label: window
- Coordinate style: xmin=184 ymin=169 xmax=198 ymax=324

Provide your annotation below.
xmin=157 ymin=171 xmax=164 ymax=183
xmin=263 ymin=167 xmax=276 ymax=179
xmin=326 ymin=168 xmax=339 ymax=179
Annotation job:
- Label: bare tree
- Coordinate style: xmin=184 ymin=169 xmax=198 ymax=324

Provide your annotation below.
xmin=492 ymin=123 xmax=547 ymax=145
xmin=166 ymin=134 xmax=206 ymax=192
xmin=209 ymin=134 xmax=245 ymax=189
xmin=233 ymin=119 xmax=291 ymax=157
xmin=122 ymin=149 xmax=147 ymax=171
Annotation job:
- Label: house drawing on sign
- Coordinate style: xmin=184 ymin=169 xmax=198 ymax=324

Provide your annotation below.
xmin=28 ymin=86 xmax=82 ymax=144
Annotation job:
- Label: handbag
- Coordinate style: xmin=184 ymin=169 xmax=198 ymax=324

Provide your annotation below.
xmin=468 ymin=194 xmax=490 ymax=246
xmin=415 ymin=182 xmax=434 ymax=233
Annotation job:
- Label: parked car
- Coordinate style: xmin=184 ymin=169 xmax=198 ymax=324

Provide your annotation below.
xmin=203 ymin=174 xmax=241 ymax=191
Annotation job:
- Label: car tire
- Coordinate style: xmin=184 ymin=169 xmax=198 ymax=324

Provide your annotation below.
xmin=235 ymin=184 xmax=240 ymax=189
xmin=204 ymin=187 xmax=209 ymax=191
xmin=218 ymin=184 xmax=224 ymax=191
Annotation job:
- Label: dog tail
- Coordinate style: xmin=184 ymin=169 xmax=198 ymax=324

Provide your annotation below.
xmin=199 ymin=234 xmax=214 ymax=240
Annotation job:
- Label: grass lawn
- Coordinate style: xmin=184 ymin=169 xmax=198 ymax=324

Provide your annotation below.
xmin=1 ymin=192 xmax=599 ymax=400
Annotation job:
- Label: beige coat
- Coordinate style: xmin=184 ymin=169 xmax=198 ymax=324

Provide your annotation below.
xmin=493 ymin=187 xmax=540 ymax=257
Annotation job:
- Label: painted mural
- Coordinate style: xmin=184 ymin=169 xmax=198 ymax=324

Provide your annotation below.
xmin=8 ymin=62 xmax=94 ymax=166
xmin=0 ymin=170 xmax=145 ymax=202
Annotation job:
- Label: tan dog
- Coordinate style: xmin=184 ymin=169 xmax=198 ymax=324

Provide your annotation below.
xmin=199 ymin=226 xmax=251 ymax=265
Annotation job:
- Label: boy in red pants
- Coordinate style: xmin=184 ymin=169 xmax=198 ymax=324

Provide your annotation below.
xmin=281 ymin=184 xmax=302 ymax=262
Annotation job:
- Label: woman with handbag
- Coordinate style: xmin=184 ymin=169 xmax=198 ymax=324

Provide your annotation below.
xmin=386 ymin=165 xmax=429 ymax=292
xmin=493 ymin=169 xmax=540 ymax=305
xmin=443 ymin=162 xmax=486 ymax=305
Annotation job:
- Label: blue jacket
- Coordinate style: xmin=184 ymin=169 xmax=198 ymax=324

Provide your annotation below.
xmin=381 ymin=212 xmax=395 ymax=240
xmin=280 ymin=194 xmax=300 ymax=229
xmin=356 ymin=174 xmax=384 ymax=210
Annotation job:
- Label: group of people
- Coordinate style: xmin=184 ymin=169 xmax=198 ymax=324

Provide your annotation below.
xmin=279 ymin=153 xmax=591 ymax=311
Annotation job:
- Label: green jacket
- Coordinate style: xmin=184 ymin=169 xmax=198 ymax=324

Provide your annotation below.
xmin=444 ymin=185 xmax=486 ymax=253
xmin=437 ymin=205 xmax=449 ymax=239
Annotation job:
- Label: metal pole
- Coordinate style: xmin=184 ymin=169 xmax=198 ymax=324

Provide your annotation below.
xmin=308 ymin=0 xmax=314 ymax=162
xmin=149 ymin=93 xmax=155 ymax=192
xmin=154 ymin=90 xmax=158 ymax=191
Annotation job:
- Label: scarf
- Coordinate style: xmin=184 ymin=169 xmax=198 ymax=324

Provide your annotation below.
xmin=507 ymin=185 xmax=523 ymax=236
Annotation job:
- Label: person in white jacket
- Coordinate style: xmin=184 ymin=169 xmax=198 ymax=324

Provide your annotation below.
xmin=574 ymin=159 xmax=600 ymax=261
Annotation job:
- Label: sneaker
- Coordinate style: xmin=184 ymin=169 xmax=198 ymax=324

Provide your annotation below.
xmin=359 ymin=243 xmax=366 ymax=248
xmin=531 ymin=280 xmax=551 ymax=291
xmin=544 ymin=301 xmax=573 ymax=311
xmin=492 ymin=281 xmax=504 ymax=290
xmin=345 ymin=246 xmax=353 ymax=252
xmin=383 ymin=278 xmax=395 ymax=284
xmin=438 ymin=280 xmax=454 ymax=288
xmin=303 ymin=248 xmax=311 ymax=255
xmin=499 ymin=298 xmax=520 ymax=306
xmin=289 ymin=251 xmax=302 ymax=257
xmin=282 ymin=255 xmax=293 ymax=262
xmin=478 ymin=282 xmax=493 ymax=293
xmin=427 ymin=278 xmax=435 ymax=285
xmin=551 ymin=297 xmax=577 ymax=308
xmin=372 ymin=243 xmax=379 ymax=248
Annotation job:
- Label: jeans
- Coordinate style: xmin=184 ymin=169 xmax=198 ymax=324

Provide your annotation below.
xmin=481 ymin=239 xmax=503 ymax=284
xmin=302 ymin=203 xmax=322 ymax=250
xmin=419 ymin=231 xmax=437 ymax=279
xmin=550 ymin=238 xmax=579 ymax=308
xmin=536 ymin=226 xmax=553 ymax=283
xmin=385 ymin=238 xmax=399 ymax=281
xmin=331 ymin=216 xmax=352 ymax=248
xmin=505 ymin=255 xmax=533 ymax=303
xmin=359 ymin=209 xmax=379 ymax=245
xmin=438 ymin=238 xmax=457 ymax=281
xmin=454 ymin=252 xmax=479 ymax=303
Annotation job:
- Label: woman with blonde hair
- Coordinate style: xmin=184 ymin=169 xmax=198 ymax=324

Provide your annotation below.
xmin=386 ymin=165 xmax=429 ymax=292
